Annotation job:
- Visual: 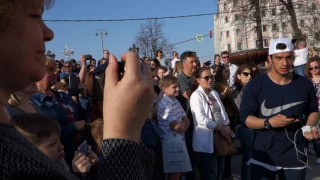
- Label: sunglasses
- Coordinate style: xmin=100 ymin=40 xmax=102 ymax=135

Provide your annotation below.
xmin=242 ymin=72 xmax=253 ymax=76
xmin=310 ymin=66 xmax=320 ymax=71
xmin=201 ymin=75 xmax=214 ymax=81
xmin=64 ymin=66 xmax=70 ymax=68
xmin=222 ymin=56 xmax=229 ymax=58
xmin=105 ymin=53 xmax=110 ymax=55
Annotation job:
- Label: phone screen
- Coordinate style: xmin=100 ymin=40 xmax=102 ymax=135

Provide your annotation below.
xmin=78 ymin=140 xmax=88 ymax=155
xmin=118 ymin=61 xmax=125 ymax=80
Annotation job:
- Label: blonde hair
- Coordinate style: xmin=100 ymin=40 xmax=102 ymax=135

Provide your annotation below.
xmin=173 ymin=61 xmax=182 ymax=75
xmin=45 ymin=57 xmax=56 ymax=69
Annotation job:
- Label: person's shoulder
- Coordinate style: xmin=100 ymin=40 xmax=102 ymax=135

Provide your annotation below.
xmin=0 ymin=124 xmax=77 ymax=180
xmin=243 ymin=73 xmax=267 ymax=92
xmin=177 ymin=71 xmax=186 ymax=79
xmin=250 ymin=73 xmax=267 ymax=84
xmin=293 ymin=74 xmax=314 ymax=87
xmin=190 ymin=89 xmax=201 ymax=99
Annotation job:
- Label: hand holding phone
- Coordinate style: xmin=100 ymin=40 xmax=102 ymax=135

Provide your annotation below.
xmin=78 ymin=140 xmax=88 ymax=155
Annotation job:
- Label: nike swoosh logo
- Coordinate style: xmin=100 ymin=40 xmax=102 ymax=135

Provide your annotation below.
xmin=261 ymin=100 xmax=305 ymax=117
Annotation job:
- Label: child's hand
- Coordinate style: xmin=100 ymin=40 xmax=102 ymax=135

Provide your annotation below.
xmin=72 ymin=151 xmax=92 ymax=173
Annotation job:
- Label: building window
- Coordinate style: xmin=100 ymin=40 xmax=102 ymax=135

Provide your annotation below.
xmin=271 ymin=8 xmax=276 ymax=15
xmin=261 ymin=10 xmax=266 ymax=17
xmin=272 ymin=24 xmax=277 ymax=31
xmin=264 ymin=39 xmax=269 ymax=47
xmin=225 ymin=16 xmax=229 ymax=23
xmin=224 ymin=3 xmax=227 ymax=11
xmin=234 ymin=14 xmax=239 ymax=21
xmin=226 ymin=31 xmax=230 ymax=37
xmin=237 ymin=42 xmax=242 ymax=51
xmin=263 ymin=25 xmax=267 ymax=32
xmin=228 ymin=44 xmax=231 ymax=52
xmin=314 ymin=17 xmax=318 ymax=25
xmin=236 ymin=28 xmax=241 ymax=36
xmin=256 ymin=40 xmax=259 ymax=48
xmin=300 ymin=20 xmax=305 ymax=27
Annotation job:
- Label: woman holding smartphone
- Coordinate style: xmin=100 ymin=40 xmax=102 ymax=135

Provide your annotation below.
xmin=0 ymin=0 xmax=155 ymax=179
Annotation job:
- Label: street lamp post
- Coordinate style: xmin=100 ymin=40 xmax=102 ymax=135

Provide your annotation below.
xmin=61 ymin=45 xmax=75 ymax=60
xmin=95 ymin=28 xmax=108 ymax=53
xmin=129 ymin=43 xmax=139 ymax=53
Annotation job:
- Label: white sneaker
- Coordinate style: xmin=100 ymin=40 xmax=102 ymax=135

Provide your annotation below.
xmin=316 ymin=158 xmax=320 ymax=164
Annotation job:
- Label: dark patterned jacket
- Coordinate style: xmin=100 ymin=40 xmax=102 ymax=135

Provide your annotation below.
xmin=0 ymin=123 xmax=155 ymax=180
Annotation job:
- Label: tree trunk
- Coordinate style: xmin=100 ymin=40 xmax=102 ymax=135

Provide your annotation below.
xmin=252 ymin=0 xmax=263 ymax=49
xmin=279 ymin=0 xmax=304 ymax=40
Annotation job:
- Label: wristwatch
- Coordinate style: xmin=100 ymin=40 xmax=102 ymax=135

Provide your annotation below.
xmin=264 ymin=118 xmax=272 ymax=129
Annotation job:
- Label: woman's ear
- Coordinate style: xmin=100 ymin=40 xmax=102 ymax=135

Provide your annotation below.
xmin=97 ymin=138 xmax=102 ymax=146
xmin=237 ymin=74 xmax=241 ymax=80
xmin=195 ymin=78 xmax=201 ymax=84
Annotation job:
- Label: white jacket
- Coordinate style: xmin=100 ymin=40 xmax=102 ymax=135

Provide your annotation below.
xmin=190 ymin=86 xmax=229 ymax=153
xmin=294 ymin=48 xmax=308 ymax=67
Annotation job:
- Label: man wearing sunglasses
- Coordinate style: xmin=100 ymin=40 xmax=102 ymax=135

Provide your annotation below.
xmin=171 ymin=51 xmax=180 ymax=69
xmin=240 ymin=37 xmax=319 ymax=180
xmin=98 ymin=49 xmax=110 ymax=66
xmin=220 ymin=51 xmax=238 ymax=89
xmin=293 ymin=40 xmax=308 ymax=77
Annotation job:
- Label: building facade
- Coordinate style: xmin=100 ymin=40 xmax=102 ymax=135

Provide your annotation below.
xmin=214 ymin=0 xmax=320 ymax=54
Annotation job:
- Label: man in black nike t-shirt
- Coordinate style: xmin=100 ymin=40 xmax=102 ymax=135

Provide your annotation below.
xmin=240 ymin=37 xmax=320 ymax=180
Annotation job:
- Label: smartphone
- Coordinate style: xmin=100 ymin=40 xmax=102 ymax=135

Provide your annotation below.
xmin=118 ymin=60 xmax=125 ymax=80
xmin=289 ymin=115 xmax=300 ymax=120
xmin=78 ymin=140 xmax=88 ymax=155
xmin=85 ymin=54 xmax=92 ymax=60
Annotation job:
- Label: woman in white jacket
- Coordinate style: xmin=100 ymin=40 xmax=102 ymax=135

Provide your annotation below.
xmin=190 ymin=67 xmax=231 ymax=180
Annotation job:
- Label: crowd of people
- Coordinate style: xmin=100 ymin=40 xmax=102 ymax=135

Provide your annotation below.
xmin=1 ymin=1 xmax=320 ymax=180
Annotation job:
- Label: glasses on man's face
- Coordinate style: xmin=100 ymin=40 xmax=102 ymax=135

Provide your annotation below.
xmin=174 ymin=53 xmax=178 ymax=56
xmin=310 ymin=66 xmax=320 ymax=71
xmin=222 ymin=56 xmax=229 ymax=59
xmin=64 ymin=65 xmax=70 ymax=68
xmin=201 ymin=75 xmax=214 ymax=81
xmin=242 ymin=72 xmax=253 ymax=77
xmin=105 ymin=53 xmax=110 ymax=55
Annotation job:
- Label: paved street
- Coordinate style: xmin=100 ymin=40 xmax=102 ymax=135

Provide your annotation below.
xmin=231 ymin=140 xmax=320 ymax=180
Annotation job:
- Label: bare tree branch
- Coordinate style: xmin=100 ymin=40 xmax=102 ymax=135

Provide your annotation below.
xmin=135 ymin=19 xmax=174 ymax=58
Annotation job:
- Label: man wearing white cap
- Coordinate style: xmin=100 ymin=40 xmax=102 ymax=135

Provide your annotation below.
xmin=240 ymin=37 xmax=319 ymax=179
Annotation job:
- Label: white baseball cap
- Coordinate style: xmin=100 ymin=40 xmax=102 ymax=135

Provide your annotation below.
xmin=268 ymin=37 xmax=295 ymax=55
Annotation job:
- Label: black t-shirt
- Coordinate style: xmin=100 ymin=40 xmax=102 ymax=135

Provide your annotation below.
xmin=240 ymin=73 xmax=318 ymax=167
xmin=177 ymin=71 xmax=193 ymax=114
